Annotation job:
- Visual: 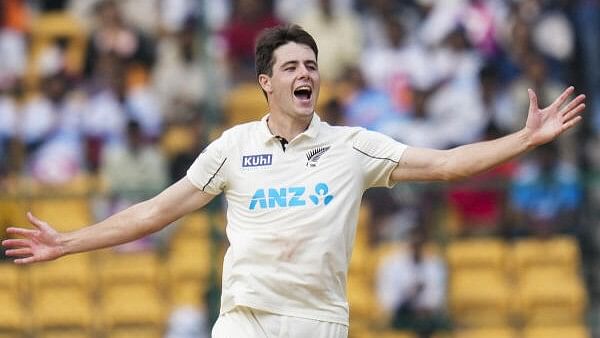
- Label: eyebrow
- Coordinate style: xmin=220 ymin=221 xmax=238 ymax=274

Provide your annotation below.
xmin=280 ymin=60 xmax=318 ymax=69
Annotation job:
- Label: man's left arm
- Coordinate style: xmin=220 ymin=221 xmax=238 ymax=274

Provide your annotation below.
xmin=391 ymin=87 xmax=586 ymax=183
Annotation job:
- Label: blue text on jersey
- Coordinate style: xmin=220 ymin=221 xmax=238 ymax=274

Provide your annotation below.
xmin=249 ymin=183 xmax=334 ymax=210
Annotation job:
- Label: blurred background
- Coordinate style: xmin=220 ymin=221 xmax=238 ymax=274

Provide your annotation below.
xmin=0 ymin=0 xmax=599 ymax=337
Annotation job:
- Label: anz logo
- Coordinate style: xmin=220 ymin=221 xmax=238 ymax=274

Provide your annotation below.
xmin=249 ymin=183 xmax=334 ymax=210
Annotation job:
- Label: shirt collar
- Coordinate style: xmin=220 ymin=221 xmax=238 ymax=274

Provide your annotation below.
xmin=259 ymin=113 xmax=321 ymax=144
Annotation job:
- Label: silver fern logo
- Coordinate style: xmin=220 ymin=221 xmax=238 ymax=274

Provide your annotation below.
xmin=306 ymin=146 xmax=330 ymax=167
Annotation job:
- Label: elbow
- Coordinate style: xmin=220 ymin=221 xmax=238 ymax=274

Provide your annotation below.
xmin=138 ymin=199 xmax=170 ymax=234
xmin=430 ymin=155 xmax=455 ymax=182
xmin=436 ymin=150 xmax=475 ymax=182
xmin=441 ymin=168 xmax=470 ymax=182
xmin=437 ymin=158 xmax=470 ymax=182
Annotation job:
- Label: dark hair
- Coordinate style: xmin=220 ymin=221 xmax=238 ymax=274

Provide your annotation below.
xmin=254 ymin=24 xmax=318 ymax=78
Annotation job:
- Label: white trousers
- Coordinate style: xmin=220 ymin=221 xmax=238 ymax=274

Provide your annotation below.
xmin=211 ymin=306 xmax=348 ymax=338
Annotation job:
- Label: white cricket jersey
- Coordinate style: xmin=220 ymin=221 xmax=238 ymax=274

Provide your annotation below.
xmin=186 ymin=114 xmax=407 ymax=325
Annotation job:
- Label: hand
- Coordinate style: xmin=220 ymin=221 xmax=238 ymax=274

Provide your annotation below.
xmin=525 ymin=86 xmax=586 ymax=147
xmin=1 ymin=212 xmax=65 ymax=264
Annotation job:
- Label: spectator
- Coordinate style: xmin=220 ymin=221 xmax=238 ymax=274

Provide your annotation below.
xmin=446 ymin=123 xmax=516 ymax=237
xmin=360 ymin=17 xmax=432 ymax=115
xmin=297 ymin=0 xmax=362 ymax=82
xmin=99 ymin=120 xmax=168 ymax=250
xmin=376 ymin=227 xmax=448 ymax=338
xmin=358 ymin=0 xmax=406 ymax=50
xmin=152 ymin=18 xmax=210 ymax=124
xmin=424 ymin=26 xmax=487 ymax=147
xmin=478 ymin=64 xmax=516 ymax=134
xmin=0 ymin=0 xmax=28 ymax=91
xmin=275 ymin=0 xmax=355 ymax=23
xmin=528 ymin=0 xmax=575 ymax=82
xmin=101 ymin=119 xmax=168 ymax=204
xmin=571 ymin=0 xmax=600 ymax=134
xmin=83 ymin=0 xmax=156 ymax=78
xmin=0 ymin=89 xmax=18 ymax=177
xmin=19 ymin=73 xmax=85 ymax=185
xmin=459 ymin=0 xmax=508 ymax=59
xmin=509 ymin=143 xmax=583 ymax=237
xmin=168 ymin=116 xmax=208 ymax=184
xmin=81 ymin=54 xmax=128 ymax=171
xmin=417 ymin=0 xmax=465 ymax=48
xmin=442 ymin=65 xmax=517 ymax=236
xmin=83 ymin=53 xmax=162 ymax=170
xmin=384 ymin=25 xmax=486 ymax=150
xmin=221 ymin=0 xmax=281 ymax=82
xmin=495 ymin=4 xmax=534 ymax=83
xmin=124 ymin=69 xmax=163 ymax=140
xmin=340 ymin=66 xmax=401 ymax=132
xmin=118 ymin=0 xmax=161 ymax=35
xmin=198 ymin=0 xmax=231 ymax=32
xmin=159 ymin=0 xmax=203 ymax=33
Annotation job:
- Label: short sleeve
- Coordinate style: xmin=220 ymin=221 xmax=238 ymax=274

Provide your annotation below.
xmin=353 ymin=129 xmax=407 ymax=189
xmin=186 ymin=131 xmax=229 ymax=195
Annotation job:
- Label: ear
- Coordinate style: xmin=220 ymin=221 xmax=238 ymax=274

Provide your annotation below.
xmin=258 ymin=74 xmax=272 ymax=94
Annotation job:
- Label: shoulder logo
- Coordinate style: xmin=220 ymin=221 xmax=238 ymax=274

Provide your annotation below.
xmin=306 ymin=146 xmax=330 ymax=167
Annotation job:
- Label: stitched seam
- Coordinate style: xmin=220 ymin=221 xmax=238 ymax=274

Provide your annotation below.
xmin=202 ymin=158 xmax=227 ymax=191
xmin=352 ymin=146 xmax=399 ymax=164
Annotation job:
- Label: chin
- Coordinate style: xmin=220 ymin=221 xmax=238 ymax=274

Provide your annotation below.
xmin=297 ymin=107 xmax=315 ymax=117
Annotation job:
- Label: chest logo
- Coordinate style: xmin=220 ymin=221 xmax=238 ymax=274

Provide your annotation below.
xmin=242 ymin=154 xmax=272 ymax=168
xmin=306 ymin=146 xmax=330 ymax=167
xmin=249 ymin=183 xmax=334 ymax=210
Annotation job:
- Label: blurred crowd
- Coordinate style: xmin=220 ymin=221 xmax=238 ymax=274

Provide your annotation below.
xmin=1 ymin=0 xmax=600 ymax=336
xmin=1 ymin=0 xmax=598 ymax=229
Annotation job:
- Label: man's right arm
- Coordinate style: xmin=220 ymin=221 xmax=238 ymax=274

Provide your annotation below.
xmin=2 ymin=177 xmax=216 ymax=264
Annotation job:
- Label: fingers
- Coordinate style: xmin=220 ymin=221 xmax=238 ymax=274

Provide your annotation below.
xmin=561 ymin=94 xmax=586 ymax=116
xmin=552 ymin=86 xmax=575 ymax=108
xmin=1 ymin=238 xmax=31 ymax=248
xmin=562 ymin=103 xmax=586 ymax=123
xmin=2 ymin=238 xmax=34 ymax=262
xmin=562 ymin=116 xmax=583 ymax=132
xmin=6 ymin=227 xmax=39 ymax=237
xmin=14 ymin=256 xmax=37 ymax=265
xmin=5 ymin=248 xmax=32 ymax=257
xmin=3 ymin=212 xmax=52 ymax=240
xmin=528 ymin=88 xmax=539 ymax=109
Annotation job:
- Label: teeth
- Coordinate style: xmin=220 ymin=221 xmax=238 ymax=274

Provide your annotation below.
xmin=296 ymin=86 xmax=311 ymax=92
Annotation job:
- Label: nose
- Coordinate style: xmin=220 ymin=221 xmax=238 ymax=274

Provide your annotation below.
xmin=298 ymin=64 xmax=310 ymax=78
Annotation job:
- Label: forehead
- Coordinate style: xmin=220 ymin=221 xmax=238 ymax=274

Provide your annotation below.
xmin=272 ymin=42 xmax=317 ymax=66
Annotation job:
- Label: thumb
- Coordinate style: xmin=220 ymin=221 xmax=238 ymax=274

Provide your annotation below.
xmin=528 ymin=88 xmax=538 ymax=110
xmin=27 ymin=211 xmax=52 ymax=232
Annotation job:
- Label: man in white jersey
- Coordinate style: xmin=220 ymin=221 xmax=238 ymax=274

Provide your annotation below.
xmin=2 ymin=25 xmax=586 ymax=337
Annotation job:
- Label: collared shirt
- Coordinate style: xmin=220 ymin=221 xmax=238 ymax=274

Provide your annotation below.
xmin=187 ymin=113 xmax=407 ymax=325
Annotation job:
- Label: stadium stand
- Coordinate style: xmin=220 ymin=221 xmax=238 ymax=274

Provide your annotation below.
xmin=0 ymin=1 xmax=597 ymax=337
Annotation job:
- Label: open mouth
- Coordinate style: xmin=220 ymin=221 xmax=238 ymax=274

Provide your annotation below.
xmin=293 ymin=86 xmax=312 ymax=101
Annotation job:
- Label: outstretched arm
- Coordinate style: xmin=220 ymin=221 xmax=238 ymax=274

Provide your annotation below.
xmin=391 ymin=86 xmax=586 ymax=182
xmin=1 ymin=177 xmax=216 ymax=264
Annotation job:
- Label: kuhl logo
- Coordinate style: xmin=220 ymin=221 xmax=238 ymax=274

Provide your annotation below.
xmin=249 ymin=183 xmax=334 ymax=210
xmin=242 ymin=154 xmax=272 ymax=167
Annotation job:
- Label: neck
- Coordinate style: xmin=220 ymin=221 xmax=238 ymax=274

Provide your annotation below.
xmin=267 ymin=111 xmax=312 ymax=141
